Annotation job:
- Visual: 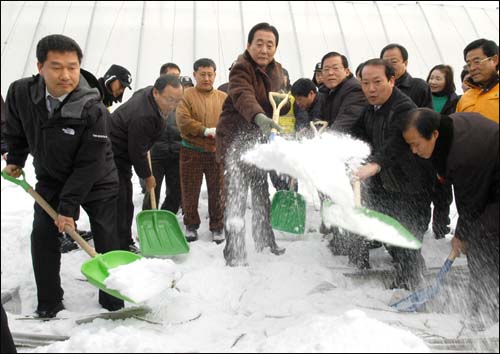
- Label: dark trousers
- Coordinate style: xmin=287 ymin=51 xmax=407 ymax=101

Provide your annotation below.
xmin=142 ymin=156 xmax=181 ymax=214
xmin=223 ymin=150 xmax=277 ymax=264
xmin=31 ymin=185 xmax=124 ymax=312
xmin=179 ymin=147 xmax=224 ymax=232
xmin=432 ymin=181 xmax=453 ymax=237
xmin=349 ymin=183 xmax=431 ymax=289
xmin=1 ymin=305 xmax=16 ymax=353
xmin=269 ymin=171 xmax=298 ymax=192
xmin=116 ymin=170 xmax=134 ymax=249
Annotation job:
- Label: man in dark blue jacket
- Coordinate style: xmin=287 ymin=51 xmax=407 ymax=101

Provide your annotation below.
xmin=3 ymin=34 xmax=124 ymax=317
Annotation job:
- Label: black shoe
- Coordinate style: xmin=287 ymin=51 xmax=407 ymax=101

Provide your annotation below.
xmin=78 ymin=230 xmax=93 ymax=242
xmin=212 ymin=230 xmax=225 ymax=244
xmin=128 ymin=243 xmax=141 ymax=254
xmin=35 ymin=302 xmax=65 ymax=318
xmin=319 ymin=222 xmax=331 ymax=235
xmin=100 ymin=301 xmax=124 ymax=312
xmin=269 ymin=241 xmax=286 ymax=256
xmin=59 ymin=235 xmax=79 ymax=253
xmin=185 ymin=229 xmax=198 ymax=242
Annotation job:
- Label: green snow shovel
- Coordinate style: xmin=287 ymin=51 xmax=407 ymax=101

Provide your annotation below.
xmin=268 ymin=91 xmax=307 ymax=234
xmin=135 ymin=152 xmax=189 ymax=256
xmin=322 ymin=180 xmax=421 ymax=249
xmin=352 ymin=180 xmax=421 ymax=249
xmin=1 ymin=170 xmax=141 ymax=303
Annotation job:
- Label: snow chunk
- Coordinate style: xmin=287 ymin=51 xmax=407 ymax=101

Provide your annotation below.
xmin=104 ymin=258 xmax=181 ymax=303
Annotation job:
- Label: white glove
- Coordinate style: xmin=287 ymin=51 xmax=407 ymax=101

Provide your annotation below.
xmin=204 ymin=127 xmax=216 ymax=138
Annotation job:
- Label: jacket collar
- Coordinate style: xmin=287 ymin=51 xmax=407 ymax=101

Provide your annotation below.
xmin=30 ymin=72 xmax=101 ymax=119
xmin=325 ymin=73 xmax=354 ymax=96
xmin=368 ymin=87 xmax=401 ymax=115
xmin=243 ymin=50 xmax=277 ymax=75
xmin=395 ymin=71 xmax=412 ymax=88
xmin=465 ymin=72 xmax=499 ymax=92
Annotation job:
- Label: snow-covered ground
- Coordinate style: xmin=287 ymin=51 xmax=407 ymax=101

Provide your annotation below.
xmin=1 ymin=145 xmax=498 ymax=352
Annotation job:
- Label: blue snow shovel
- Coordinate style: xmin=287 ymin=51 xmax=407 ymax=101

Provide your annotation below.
xmin=389 ymin=251 xmax=457 ymax=312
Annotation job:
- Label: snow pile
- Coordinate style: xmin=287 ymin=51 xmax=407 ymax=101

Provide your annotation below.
xmin=253 ymin=309 xmax=430 ymax=353
xmin=243 ymin=133 xmax=420 ymax=249
xmin=104 ymin=258 xmax=181 ymax=303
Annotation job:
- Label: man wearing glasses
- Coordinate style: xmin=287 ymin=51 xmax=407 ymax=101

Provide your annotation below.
xmin=109 ymin=75 xmax=183 ymax=252
xmin=457 ymin=39 xmax=498 ymax=123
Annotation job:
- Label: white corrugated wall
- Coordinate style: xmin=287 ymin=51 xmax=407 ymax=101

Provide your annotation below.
xmin=1 ymin=1 xmax=499 ymax=100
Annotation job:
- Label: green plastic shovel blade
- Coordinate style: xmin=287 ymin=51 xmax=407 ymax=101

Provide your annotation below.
xmin=136 ymin=210 xmax=190 ymax=256
xmin=271 ymin=190 xmax=307 ymax=234
xmin=81 ymin=251 xmax=143 ymax=303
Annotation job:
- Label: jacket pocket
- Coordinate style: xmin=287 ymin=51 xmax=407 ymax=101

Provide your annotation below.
xmin=41 ymin=119 xmax=86 ymax=172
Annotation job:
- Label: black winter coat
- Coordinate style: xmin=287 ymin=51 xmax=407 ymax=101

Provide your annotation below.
xmin=396 ymin=72 xmax=433 ymax=109
xmin=110 ymin=86 xmax=166 ymax=178
xmin=1 ymin=95 xmax=7 ymax=155
xmin=320 ymin=74 xmax=368 ymax=133
xmin=432 ymin=113 xmax=499 ymax=243
xmin=4 ymin=71 xmax=118 ymax=217
xmin=150 ymin=110 xmax=181 ymax=160
xmin=351 ymin=88 xmax=432 ymax=194
xmin=294 ymin=94 xmax=324 ymax=131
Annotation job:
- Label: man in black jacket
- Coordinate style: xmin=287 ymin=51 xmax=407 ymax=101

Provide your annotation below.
xmin=291 ymin=78 xmax=324 ymax=133
xmin=380 ymin=43 xmax=433 ymax=109
xmin=141 ymin=62 xmax=182 ymax=213
xmin=97 ymin=64 xmax=132 ymax=109
xmin=3 ymin=34 xmax=124 ymax=317
xmin=402 ymin=109 xmax=498 ymax=328
xmin=110 ymin=75 xmax=183 ymax=252
xmin=351 ymin=59 xmax=433 ymax=290
xmin=319 ymin=52 xmax=369 ymax=132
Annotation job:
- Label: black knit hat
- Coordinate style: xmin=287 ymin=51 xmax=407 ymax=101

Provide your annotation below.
xmin=103 ymin=64 xmax=132 ymax=90
xmin=314 ymin=62 xmax=322 ymax=72
xmin=180 ymin=76 xmax=194 ymax=87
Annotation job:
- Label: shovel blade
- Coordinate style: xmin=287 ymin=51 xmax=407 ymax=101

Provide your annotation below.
xmin=356 ymin=207 xmax=422 ymax=250
xmin=136 ymin=210 xmax=189 ymax=256
xmin=271 ymin=191 xmax=306 ymax=234
xmin=81 ymin=251 xmax=142 ymax=303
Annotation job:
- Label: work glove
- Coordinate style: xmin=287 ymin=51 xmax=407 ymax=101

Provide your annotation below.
xmin=204 ymin=127 xmax=216 ymax=139
xmin=254 ymin=113 xmax=283 ymax=136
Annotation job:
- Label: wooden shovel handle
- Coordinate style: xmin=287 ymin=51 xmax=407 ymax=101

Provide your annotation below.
xmin=268 ymin=92 xmax=289 ymax=123
xmin=147 ymin=151 xmax=157 ymax=210
xmin=26 ymin=188 xmax=97 ymax=257
xmin=309 ymin=120 xmax=329 ymax=137
xmin=353 ymin=179 xmax=361 ymax=208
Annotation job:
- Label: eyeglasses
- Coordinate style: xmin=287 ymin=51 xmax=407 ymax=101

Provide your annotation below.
xmin=464 ymin=56 xmax=493 ymax=70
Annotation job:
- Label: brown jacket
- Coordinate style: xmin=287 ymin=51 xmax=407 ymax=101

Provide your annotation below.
xmin=216 ymin=50 xmax=287 ymax=162
xmin=176 ymin=86 xmax=227 ymax=153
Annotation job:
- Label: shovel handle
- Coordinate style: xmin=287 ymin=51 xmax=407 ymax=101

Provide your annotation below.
xmin=353 ymin=179 xmax=361 ymax=208
xmin=268 ymin=92 xmax=289 ymax=124
xmin=1 ymin=170 xmax=31 ymax=191
xmin=147 ymin=151 xmax=157 ymax=210
xmin=1 ymin=171 xmax=97 ymax=257
xmin=309 ymin=121 xmax=329 ymax=137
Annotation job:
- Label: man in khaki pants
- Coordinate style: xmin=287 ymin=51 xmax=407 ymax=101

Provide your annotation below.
xmin=176 ymin=58 xmax=227 ymax=243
